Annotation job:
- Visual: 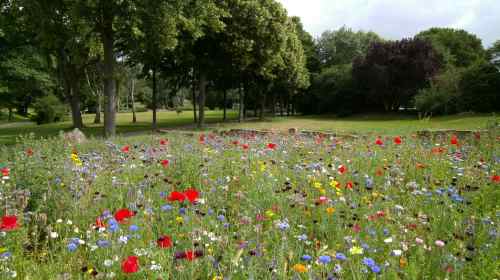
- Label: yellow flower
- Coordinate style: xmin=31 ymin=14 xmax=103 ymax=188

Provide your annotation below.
xmin=319 ymin=188 xmax=326 ymax=195
xmin=350 ymin=246 xmax=363 ymax=255
xmin=212 ymin=276 xmax=224 ymax=280
xmin=175 ymin=216 xmax=183 ymax=224
xmin=313 ymin=181 xmax=322 ymax=189
xmin=329 ymin=180 xmax=340 ymax=189
xmin=326 ymin=207 xmax=335 ymax=215
xmin=265 ymin=210 xmax=275 ymax=218
xmin=292 ymin=263 xmax=308 ymax=273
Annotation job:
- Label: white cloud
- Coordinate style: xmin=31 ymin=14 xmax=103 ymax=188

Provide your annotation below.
xmin=278 ymin=0 xmax=500 ymax=47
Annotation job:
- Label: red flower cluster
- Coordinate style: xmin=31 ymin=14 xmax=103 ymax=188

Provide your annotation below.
xmin=160 ymin=139 xmax=169 ymax=145
xmin=167 ymin=188 xmax=199 ymax=204
xmin=121 ymin=145 xmax=130 ymax=153
xmin=121 ymin=256 xmax=139 ymax=273
xmin=491 ymin=175 xmax=500 ymax=183
xmin=267 ymin=143 xmax=277 ymax=150
xmin=375 ymin=138 xmax=384 ymax=146
xmin=1 ymin=167 xmax=9 ymax=177
xmin=450 ymin=135 xmax=459 ymax=146
xmin=394 ymin=136 xmax=402 ymax=145
xmin=175 ymin=250 xmax=203 ymax=261
xmin=338 ymin=165 xmax=347 ymax=174
xmin=161 ymin=159 xmax=169 ymax=168
xmin=157 ymin=235 xmax=173 ymax=248
xmin=114 ymin=208 xmax=135 ymax=223
xmin=0 ymin=215 xmax=18 ymax=231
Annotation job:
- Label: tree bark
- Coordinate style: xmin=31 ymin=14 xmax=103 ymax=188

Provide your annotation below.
xmin=69 ymin=86 xmax=83 ymax=129
xmin=259 ymin=93 xmax=266 ymax=120
xmin=152 ymin=66 xmax=157 ymax=130
xmin=94 ymin=91 xmax=101 ymax=124
xmin=8 ymin=108 xmax=13 ymax=122
xmin=192 ymin=71 xmax=197 ymax=123
xmin=223 ymin=88 xmax=227 ymax=122
xmin=197 ymin=71 xmax=207 ymax=128
xmin=130 ymin=79 xmax=136 ymax=123
xmin=102 ymin=6 xmax=116 ymax=138
xmin=238 ymin=85 xmax=244 ymax=122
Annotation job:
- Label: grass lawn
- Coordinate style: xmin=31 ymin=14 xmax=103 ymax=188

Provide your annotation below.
xmin=0 ymin=110 xmax=237 ymax=145
xmin=213 ymin=113 xmax=498 ymax=135
xmin=0 ymin=111 xmax=497 ymax=145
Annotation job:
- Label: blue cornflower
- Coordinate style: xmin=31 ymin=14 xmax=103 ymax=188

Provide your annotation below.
xmin=129 ymin=224 xmax=139 ymax=232
xmin=362 ymin=258 xmax=376 ymax=267
xmin=217 ymin=214 xmax=226 ymax=222
xmin=108 ymin=218 xmax=119 ymax=232
xmin=318 ymin=255 xmax=331 ymax=264
xmin=370 ymin=264 xmax=381 ymax=273
xmin=297 ymin=234 xmax=308 ymax=241
xmin=301 ymin=255 xmax=313 ymax=262
xmin=179 ymin=207 xmax=187 ymax=215
xmin=161 ymin=204 xmax=173 ymax=211
xmin=335 ymin=253 xmax=347 ymax=261
xmin=67 ymin=242 xmax=78 ymax=252
xmin=277 ymin=220 xmax=290 ymax=231
xmin=96 ymin=239 xmax=111 ymax=248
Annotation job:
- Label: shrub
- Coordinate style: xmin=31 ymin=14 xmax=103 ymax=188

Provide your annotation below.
xmin=31 ymin=94 xmax=66 ymax=124
xmin=459 ymin=61 xmax=500 ymax=112
xmin=415 ymin=67 xmax=463 ymax=115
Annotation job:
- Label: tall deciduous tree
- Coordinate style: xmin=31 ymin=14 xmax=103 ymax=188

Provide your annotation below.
xmin=416 ymin=28 xmax=486 ymax=68
xmin=353 ymin=38 xmax=442 ymax=111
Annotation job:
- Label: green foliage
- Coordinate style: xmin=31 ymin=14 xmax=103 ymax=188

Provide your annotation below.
xmin=317 ymin=26 xmax=382 ymax=67
xmin=31 ymin=94 xmax=67 ymax=124
xmin=459 ymin=61 xmax=500 ymax=112
xmin=416 ymin=28 xmax=486 ymax=68
xmin=488 ymin=40 xmax=500 ymax=69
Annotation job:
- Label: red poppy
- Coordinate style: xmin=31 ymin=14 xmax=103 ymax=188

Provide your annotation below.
xmin=114 ymin=208 xmax=135 ymax=224
xmin=0 ymin=216 xmax=18 ymax=231
xmin=242 ymin=144 xmax=249 ymax=150
xmin=394 ymin=136 xmax=402 ymax=145
xmin=26 ymin=148 xmax=33 ymax=156
xmin=121 ymin=145 xmax=130 ymax=153
xmin=160 ymin=139 xmax=169 ymax=145
xmin=232 ymin=140 xmax=240 ymax=145
xmin=161 ymin=159 xmax=169 ymax=168
xmin=450 ymin=135 xmax=459 ymax=146
xmin=491 ymin=175 xmax=500 ymax=183
xmin=338 ymin=165 xmax=346 ymax=174
xmin=167 ymin=191 xmax=186 ymax=202
xmin=199 ymin=134 xmax=205 ymax=144
xmin=157 ymin=235 xmax=173 ymax=248
xmin=121 ymin=256 xmax=139 ymax=273
xmin=346 ymin=181 xmax=354 ymax=189
xmin=267 ymin=143 xmax=277 ymax=150
xmin=184 ymin=188 xmax=199 ymax=203
xmin=185 ymin=250 xmax=196 ymax=260
xmin=1 ymin=167 xmax=9 ymax=177
xmin=375 ymin=138 xmax=384 ymax=146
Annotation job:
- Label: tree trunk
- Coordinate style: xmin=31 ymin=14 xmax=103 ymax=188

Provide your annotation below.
xmin=94 ymin=91 xmax=101 ymax=124
xmin=271 ymin=94 xmax=276 ymax=117
xmin=238 ymin=85 xmax=244 ymax=122
xmin=279 ymin=96 xmax=284 ymax=117
xmin=69 ymin=87 xmax=83 ymax=129
xmin=192 ymin=72 xmax=197 ymax=123
xmin=198 ymin=71 xmax=207 ymax=128
xmin=197 ymin=71 xmax=207 ymax=128
xmin=8 ymin=108 xmax=13 ymax=122
xmin=130 ymin=79 xmax=136 ymax=123
xmin=102 ymin=7 xmax=116 ymax=138
xmin=152 ymin=66 xmax=157 ymax=130
xmin=259 ymin=93 xmax=266 ymax=120
xmin=223 ymin=88 xmax=227 ymax=122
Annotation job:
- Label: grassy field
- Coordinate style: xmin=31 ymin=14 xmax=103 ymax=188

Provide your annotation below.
xmin=0 ymin=128 xmax=497 ymax=278
xmin=0 ymin=111 xmax=497 ymax=145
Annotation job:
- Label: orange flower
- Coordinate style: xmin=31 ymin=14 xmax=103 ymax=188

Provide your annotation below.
xmin=293 ymin=264 xmax=308 ymax=273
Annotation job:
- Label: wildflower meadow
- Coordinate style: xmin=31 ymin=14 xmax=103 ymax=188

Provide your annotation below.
xmin=0 ymin=131 xmax=498 ymax=279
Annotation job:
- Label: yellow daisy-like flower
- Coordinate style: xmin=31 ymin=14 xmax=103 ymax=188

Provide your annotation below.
xmin=313 ymin=181 xmax=322 ymax=189
xmin=349 ymin=246 xmax=363 ymax=255
xmin=292 ymin=263 xmax=308 ymax=273
xmin=175 ymin=216 xmax=184 ymax=224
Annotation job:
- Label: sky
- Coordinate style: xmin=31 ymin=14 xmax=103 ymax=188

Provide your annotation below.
xmin=277 ymin=0 xmax=500 ymax=47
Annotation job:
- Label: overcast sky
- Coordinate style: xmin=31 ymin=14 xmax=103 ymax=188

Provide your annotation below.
xmin=278 ymin=0 xmax=500 ymax=47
